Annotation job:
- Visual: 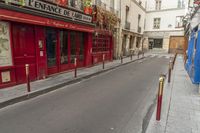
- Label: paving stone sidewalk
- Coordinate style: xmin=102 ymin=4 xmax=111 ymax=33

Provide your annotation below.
xmin=146 ymin=55 xmax=200 ymax=133
xmin=0 ymin=54 xmax=150 ymax=108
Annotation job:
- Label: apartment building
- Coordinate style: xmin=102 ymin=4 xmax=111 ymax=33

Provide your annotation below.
xmin=145 ymin=0 xmax=187 ymax=53
xmin=117 ymin=0 xmax=147 ymax=57
xmin=91 ymin=0 xmax=120 ymax=61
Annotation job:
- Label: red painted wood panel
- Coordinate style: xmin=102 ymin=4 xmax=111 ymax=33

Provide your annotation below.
xmin=0 ymin=9 xmax=94 ymax=33
xmin=35 ymin=26 xmax=47 ymax=79
xmin=12 ymin=23 xmax=37 ymax=84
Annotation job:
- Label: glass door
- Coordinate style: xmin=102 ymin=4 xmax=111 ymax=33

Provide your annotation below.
xmin=60 ymin=30 xmax=70 ymax=71
xmin=77 ymin=32 xmax=85 ymax=67
xmin=46 ymin=28 xmax=59 ymax=75
xmin=70 ymin=31 xmax=85 ymax=68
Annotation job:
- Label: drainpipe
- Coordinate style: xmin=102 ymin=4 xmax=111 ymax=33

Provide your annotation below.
xmin=118 ymin=0 xmax=122 ymax=58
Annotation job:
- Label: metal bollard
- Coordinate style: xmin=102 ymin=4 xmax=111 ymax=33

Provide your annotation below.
xmin=103 ymin=54 xmax=105 ymax=69
xmin=25 ymin=64 xmax=31 ymax=92
xmin=74 ymin=58 xmax=77 ymax=78
xmin=156 ymin=76 xmax=165 ymax=121
xmin=143 ymin=52 xmax=144 ymax=57
xmin=168 ymin=60 xmax=172 ymax=83
xmin=130 ymin=54 xmax=132 ymax=60
xmin=172 ymin=57 xmax=175 ymax=70
xmin=121 ymin=55 xmax=123 ymax=64
xmin=138 ymin=52 xmax=140 ymax=59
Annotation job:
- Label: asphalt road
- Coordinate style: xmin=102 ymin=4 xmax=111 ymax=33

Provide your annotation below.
xmin=0 ymin=55 xmax=169 ymax=133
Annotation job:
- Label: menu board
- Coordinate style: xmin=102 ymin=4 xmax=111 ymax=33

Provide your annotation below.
xmin=0 ymin=21 xmax=12 ymax=67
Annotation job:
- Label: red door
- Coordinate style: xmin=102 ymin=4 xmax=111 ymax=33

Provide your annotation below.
xmin=12 ymin=24 xmax=37 ymax=84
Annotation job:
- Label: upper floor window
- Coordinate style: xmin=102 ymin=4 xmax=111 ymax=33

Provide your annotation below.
xmin=153 ymin=18 xmax=161 ymax=29
xmin=125 ymin=6 xmax=129 ymax=22
xmin=177 ymin=0 xmax=185 ymax=8
xmin=175 ymin=16 xmax=184 ymax=28
xmin=68 ymin=0 xmax=83 ymax=10
xmin=110 ymin=0 xmax=114 ymax=8
xmin=139 ymin=0 xmax=142 ymax=5
xmin=138 ymin=14 xmax=141 ymax=26
xmin=155 ymin=0 xmax=161 ymax=10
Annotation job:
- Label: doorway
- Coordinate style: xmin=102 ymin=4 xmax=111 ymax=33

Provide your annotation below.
xmin=12 ymin=23 xmax=37 ymax=83
xmin=46 ymin=28 xmax=85 ymax=75
xmin=69 ymin=31 xmax=85 ymax=67
xmin=46 ymin=28 xmax=59 ymax=75
xmin=169 ymin=36 xmax=185 ymax=54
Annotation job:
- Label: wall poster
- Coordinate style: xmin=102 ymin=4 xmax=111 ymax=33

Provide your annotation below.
xmin=0 ymin=21 xmax=12 ymax=67
xmin=1 ymin=71 xmax=11 ymax=83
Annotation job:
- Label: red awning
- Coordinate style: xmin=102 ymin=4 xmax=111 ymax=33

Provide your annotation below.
xmin=0 ymin=9 xmax=94 ymax=33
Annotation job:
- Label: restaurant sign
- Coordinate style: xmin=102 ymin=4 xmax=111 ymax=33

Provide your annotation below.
xmin=1 ymin=0 xmax=92 ymax=23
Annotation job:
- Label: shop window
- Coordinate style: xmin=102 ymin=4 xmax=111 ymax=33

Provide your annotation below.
xmin=0 ymin=21 xmax=12 ymax=67
xmin=46 ymin=28 xmax=57 ymax=67
xmin=78 ymin=32 xmax=84 ymax=61
xmin=92 ymin=34 xmax=110 ymax=53
xmin=60 ymin=30 xmax=68 ymax=64
xmin=70 ymin=31 xmax=76 ymax=63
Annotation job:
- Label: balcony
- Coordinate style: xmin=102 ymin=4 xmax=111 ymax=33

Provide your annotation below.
xmin=125 ymin=21 xmax=131 ymax=30
xmin=138 ymin=26 xmax=142 ymax=33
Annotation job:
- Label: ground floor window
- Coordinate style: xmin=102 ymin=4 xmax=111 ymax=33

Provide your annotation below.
xmin=92 ymin=34 xmax=110 ymax=53
xmin=148 ymin=38 xmax=163 ymax=49
xmin=154 ymin=39 xmax=163 ymax=48
xmin=70 ymin=31 xmax=76 ymax=63
xmin=78 ymin=32 xmax=84 ymax=61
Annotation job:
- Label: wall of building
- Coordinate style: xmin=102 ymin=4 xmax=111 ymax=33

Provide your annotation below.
xmin=145 ymin=0 xmax=186 ymax=51
xmin=121 ymin=0 xmax=146 ymax=33
xmin=145 ymin=9 xmax=185 ymax=31
xmin=116 ymin=0 xmax=146 ymax=57
xmin=146 ymin=0 xmax=185 ymax=11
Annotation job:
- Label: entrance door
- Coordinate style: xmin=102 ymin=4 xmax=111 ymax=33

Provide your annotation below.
xmin=70 ymin=31 xmax=85 ymax=67
xmin=46 ymin=28 xmax=59 ymax=75
xmin=169 ymin=36 xmax=185 ymax=54
xmin=12 ymin=24 xmax=37 ymax=83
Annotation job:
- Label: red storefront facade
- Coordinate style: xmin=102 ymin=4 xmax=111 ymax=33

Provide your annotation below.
xmin=0 ymin=0 xmax=113 ymax=89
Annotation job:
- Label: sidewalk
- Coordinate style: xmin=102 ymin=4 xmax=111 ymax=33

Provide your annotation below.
xmin=146 ymin=55 xmax=200 ymax=133
xmin=0 ymin=54 xmax=148 ymax=109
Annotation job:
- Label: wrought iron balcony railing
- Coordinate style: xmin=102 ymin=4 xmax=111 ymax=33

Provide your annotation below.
xmin=138 ymin=26 xmax=142 ymax=33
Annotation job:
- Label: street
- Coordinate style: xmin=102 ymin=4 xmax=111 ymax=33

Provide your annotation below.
xmin=0 ymin=55 xmax=169 ymax=133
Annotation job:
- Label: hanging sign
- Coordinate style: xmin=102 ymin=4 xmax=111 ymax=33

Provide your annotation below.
xmin=0 ymin=21 xmax=12 ymax=67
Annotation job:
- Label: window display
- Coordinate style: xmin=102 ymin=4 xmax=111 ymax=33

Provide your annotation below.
xmin=0 ymin=21 xmax=12 ymax=67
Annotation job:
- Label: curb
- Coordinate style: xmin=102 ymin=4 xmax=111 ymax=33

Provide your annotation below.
xmin=0 ymin=56 xmax=148 ymax=109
